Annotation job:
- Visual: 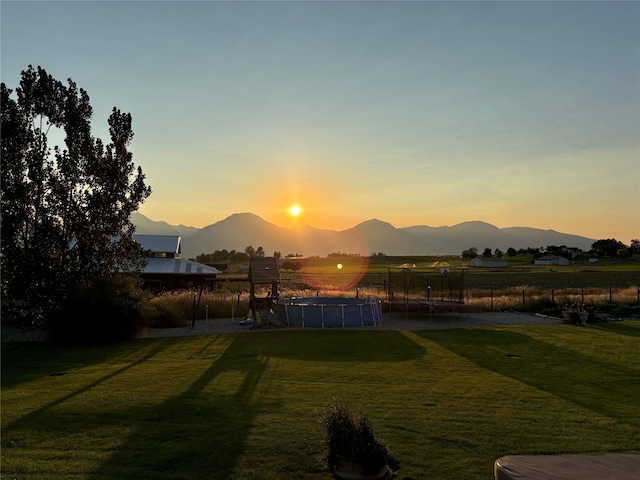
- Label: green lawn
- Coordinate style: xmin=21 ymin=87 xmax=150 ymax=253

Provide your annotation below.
xmin=2 ymin=322 xmax=639 ymax=479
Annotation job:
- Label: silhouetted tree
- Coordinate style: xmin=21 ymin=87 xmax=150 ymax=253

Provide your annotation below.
xmin=1 ymin=66 xmax=151 ymax=326
xmin=281 ymin=260 xmax=303 ymax=271
xmin=461 ymin=247 xmax=478 ymax=258
xmin=506 ymin=247 xmax=517 ymax=257
xmin=482 ymin=247 xmax=493 ymax=257
xmin=617 ymin=248 xmax=631 ymax=259
xmin=591 ymin=239 xmax=626 ymax=257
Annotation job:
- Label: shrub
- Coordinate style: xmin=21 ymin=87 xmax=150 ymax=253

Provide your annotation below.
xmin=147 ymin=298 xmax=188 ymax=328
xmin=50 ymin=274 xmax=150 ymax=344
xmin=319 ymin=401 xmax=390 ymax=475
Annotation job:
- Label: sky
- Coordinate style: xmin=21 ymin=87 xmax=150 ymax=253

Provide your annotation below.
xmin=2 ymin=1 xmax=639 ymax=243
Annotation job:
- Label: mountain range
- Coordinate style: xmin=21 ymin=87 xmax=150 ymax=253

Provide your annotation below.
xmin=131 ymin=212 xmax=597 ymax=259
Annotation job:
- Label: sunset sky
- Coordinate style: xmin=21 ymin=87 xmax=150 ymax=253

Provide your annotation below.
xmin=2 ymin=1 xmax=638 ymax=243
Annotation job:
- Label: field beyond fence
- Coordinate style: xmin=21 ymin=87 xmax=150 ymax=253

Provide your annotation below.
xmin=160 ymin=257 xmax=640 ymax=322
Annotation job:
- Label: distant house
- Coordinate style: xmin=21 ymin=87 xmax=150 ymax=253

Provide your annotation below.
xmin=469 ymin=257 xmax=508 ymax=268
xmin=589 ymin=257 xmax=599 ymax=264
xmin=133 ymin=235 xmax=220 ymax=289
xmin=534 ymin=255 xmax=570 ymax=266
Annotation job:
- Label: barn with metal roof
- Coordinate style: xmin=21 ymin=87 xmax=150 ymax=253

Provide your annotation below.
xmin=133 ymin=235 xmax=220 ymax=289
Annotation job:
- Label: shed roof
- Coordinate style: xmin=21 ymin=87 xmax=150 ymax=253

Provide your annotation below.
xmin=134 ymin=235 xmax=181 ymax=255
xmin=472 ymin=257 xmax=508 ymax=264
xmin=249 ymin=257 xmax=280 ymax=283
xmin=142 ymin=257 xmax=220 ymax=275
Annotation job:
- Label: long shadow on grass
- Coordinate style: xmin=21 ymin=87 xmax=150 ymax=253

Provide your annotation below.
xmin=1 ymin=338 xmax=176 ymax=416
xmin=590 ymin=322 xmax=640 ymax=338
xmin=417 ymin=329 xmax=640 ymax=424
xmin=84 ymin=334 xmax=271 ymax=479
xmin=254 ymin=330 xmax=425 ymax=362
xmin=1 ymin=339 xmax=173 ymax=390
xmin=2 ymin=335 xmax=270 ymax=479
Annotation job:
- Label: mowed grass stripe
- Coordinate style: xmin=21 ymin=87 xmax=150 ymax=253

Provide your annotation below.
xmin=2 ymin=322 xmax=639 ymax=480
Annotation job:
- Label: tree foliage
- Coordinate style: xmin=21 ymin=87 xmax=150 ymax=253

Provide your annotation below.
xmin=591 ymin=238 xmax=626 ymax=257
xmin=1 ymin=66 xmax=151 ymax=325
xmin=461 ymin=247 xmax=478 ymax=258
xmin=280 ymin=260 xmax=303 ymax=271
xmin=616 ymin=248 xmax=631 ymax=259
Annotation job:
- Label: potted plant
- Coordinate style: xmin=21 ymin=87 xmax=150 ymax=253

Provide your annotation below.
xmin=320 ymin=400 xmax=393 ymax=480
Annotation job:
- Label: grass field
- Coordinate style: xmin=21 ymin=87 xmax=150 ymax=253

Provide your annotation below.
xmin=2 ymin=322 xmax=639 ymax=479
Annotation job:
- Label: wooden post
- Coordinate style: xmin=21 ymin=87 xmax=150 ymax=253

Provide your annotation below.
xmin=250 ymin=277 xmax=256 ymax=313
xmin=191 ymin=286 xmax=202 ymax=330
xmin=522 ymin=289 xmax=525 ymax=309
xmin=405 ymin=268 xmax=409 ymax=320
xmin=191 ymin=293 xmax=196 ymax=329
xmin=609 ymin=280 xmax=612 ymax=303
xmin=551 ymin=288 xmax=554 ymax=306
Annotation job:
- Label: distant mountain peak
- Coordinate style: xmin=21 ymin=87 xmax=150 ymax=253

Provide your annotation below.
xmin=353 ymin=218 xmax=396 ymax=230
xmin=454 ymin=220 xmax=502 ymax=230
xmin=132 ymin=211 xmax=596 ymax=258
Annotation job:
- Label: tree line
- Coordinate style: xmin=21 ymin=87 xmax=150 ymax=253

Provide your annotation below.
xmin=194 ymin=246 xmax=285 ymax=265
xmin=461 ymin=239 xmax=640 ymax=259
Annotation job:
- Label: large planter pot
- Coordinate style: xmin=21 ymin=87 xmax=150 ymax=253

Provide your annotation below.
xmin=332 ymin=458 xmax=393 ymax=480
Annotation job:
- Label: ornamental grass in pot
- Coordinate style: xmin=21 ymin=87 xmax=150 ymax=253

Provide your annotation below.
xmin=320 ymin=401 xmax=393 ymax=480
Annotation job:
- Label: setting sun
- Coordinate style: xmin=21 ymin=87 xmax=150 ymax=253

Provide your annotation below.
xmin=289 ymin=205 xmax=301 ymax=216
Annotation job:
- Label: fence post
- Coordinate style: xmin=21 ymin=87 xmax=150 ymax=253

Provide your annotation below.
xmin=609 ymin=280 xmax=612 ymax=303
xmin=522 ymin=289 xmax=525 ymax=309
xmin=581 ymin=288 xmax=584 ymax=305
xmin=491 ymin=289 xmax=493 ymax=311
xmin=191 ymin=293 xmax=197 ymax=329
xmin=551 ymin=288 xmax=554 ymax=306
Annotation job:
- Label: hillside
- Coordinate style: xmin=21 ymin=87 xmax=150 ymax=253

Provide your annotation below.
xmin=132 ymin=212 xmax=597 ymax=258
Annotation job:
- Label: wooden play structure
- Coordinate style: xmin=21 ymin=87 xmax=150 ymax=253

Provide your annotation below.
xmin=248 ymin=257 xmax=281 ymax=322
